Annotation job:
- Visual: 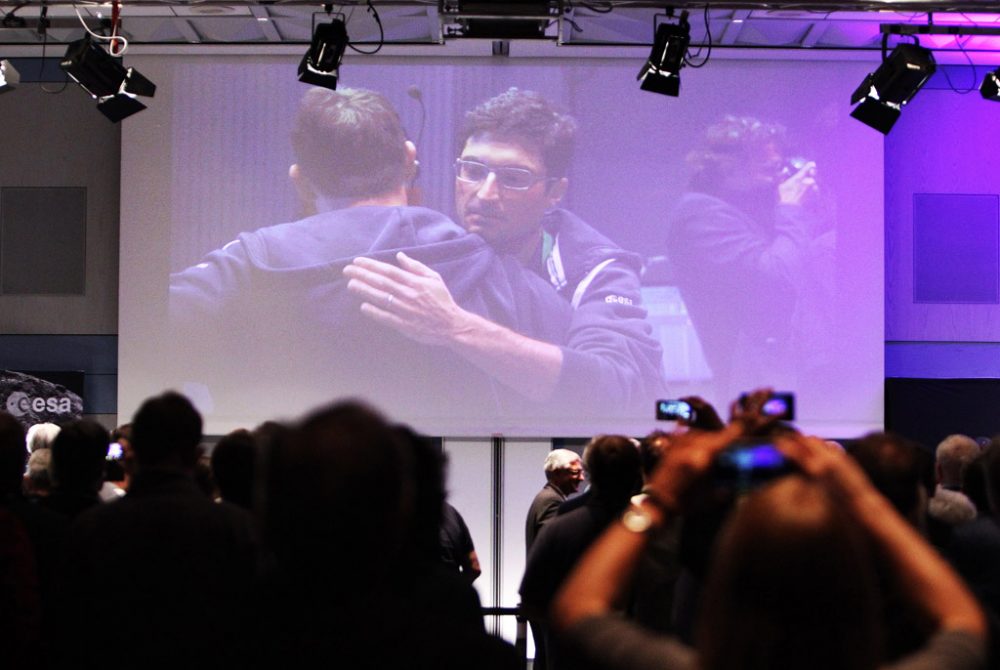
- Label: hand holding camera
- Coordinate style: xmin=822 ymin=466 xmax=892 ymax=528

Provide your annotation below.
xmin=655 ymin=396 xmax=725 ymax=431
xmin=778 ymin=158 xmax=819 ymax=206
xmin=644 ymin=421 xmax=745 ymax=513
xmin=647 ymin=389 xmax=799 ymax=508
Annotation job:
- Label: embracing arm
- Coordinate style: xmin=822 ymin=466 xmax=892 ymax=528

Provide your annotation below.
xmin=344 ymin=251 xmax=664 ymax=409
xmin=169 ymin=239 xmax=254 ymax=329
xmin=552 ymin=259 xmax=666 ymax=410
xmin=445 ymin=305 xmax=564 ymax=403
xmin=344 ymin=252 xmax=564 ymax=402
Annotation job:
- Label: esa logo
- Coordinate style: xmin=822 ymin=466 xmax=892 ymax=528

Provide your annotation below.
xmin=5 ymin=391 xmax=73 ymax=417
xmin=604 ymin=294 xmax=634 ymax=306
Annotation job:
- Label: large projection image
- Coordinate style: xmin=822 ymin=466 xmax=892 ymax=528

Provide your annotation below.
xmin=119 ymin=53 xmax=884 ymax=437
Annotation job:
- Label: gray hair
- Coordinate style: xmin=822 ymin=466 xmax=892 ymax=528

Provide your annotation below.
xmin=26 ymin=422 xmax=60 ymax=454
xmin=544 ymin=448 xmax=580 ymax=473
xmin=936 ymin=434 xmax=980 ymax=487
xmin=25 ymin=448 xmax=52 ymax=490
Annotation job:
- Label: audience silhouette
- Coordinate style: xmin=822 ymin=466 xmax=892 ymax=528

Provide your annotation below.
xmin=3 ymin=387 xmax=996 ymax=670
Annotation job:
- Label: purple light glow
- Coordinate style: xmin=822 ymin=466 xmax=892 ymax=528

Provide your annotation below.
xmin=914 ymin=13 xmax=1000 ymax=25
xmin=920 ymin=34 xmax=1000 ymax=51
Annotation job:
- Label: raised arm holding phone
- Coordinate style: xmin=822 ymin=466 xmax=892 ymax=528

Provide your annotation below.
xmin=552 ymin=390 xmax=986 ymax=670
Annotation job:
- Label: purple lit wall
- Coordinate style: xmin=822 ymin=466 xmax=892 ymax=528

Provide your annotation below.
xmin=885 ymin=66 xmax=1000 ymax=377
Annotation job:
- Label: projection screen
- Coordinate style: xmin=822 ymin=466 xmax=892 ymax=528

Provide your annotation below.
xmin=119 ymin=51 xmax=884 ymax=437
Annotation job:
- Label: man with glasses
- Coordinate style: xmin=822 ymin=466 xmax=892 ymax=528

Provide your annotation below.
xmin=346 ymin=89 xmax=666 ymax=415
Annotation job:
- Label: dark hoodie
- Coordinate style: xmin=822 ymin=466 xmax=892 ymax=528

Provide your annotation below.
xmin=169 ymin=206 xmax=572 ymax=426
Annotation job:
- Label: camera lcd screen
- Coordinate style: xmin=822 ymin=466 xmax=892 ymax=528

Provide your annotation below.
xmin=657 ymin=399 xmax=693 ymax=421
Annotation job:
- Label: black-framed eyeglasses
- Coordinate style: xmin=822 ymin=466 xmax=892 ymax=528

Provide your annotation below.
xmin=454 ymin=159 xmax=549 ymax=191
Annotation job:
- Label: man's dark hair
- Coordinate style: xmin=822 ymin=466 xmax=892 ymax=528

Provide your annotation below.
xmin=131 ymin=391 xmax=203 ymax=469
xmin=698 ymin=476 xmax=883 ymax=670
xmin=962 ymin=445 xmax=992 ymax=514
xmin=848 ymin=432 xmax=932 ymax=520
xmin=583 ymin=434 xmax=641 ymax=508
xmin=0 ymin=411 xmax=27 ymax=498
xmin=263 ymin=401 xmax=412 ymax=592
xmin=459 ymin=88 xmax=577 ymax=178
xmin=50 ymin=420 xmax=110 ymax=492
xmin=111 ymin=423 xmax=132 ymax=444
xmin=211 ymin=429 xmax=256 ymax=510
xmin=639 ymin=430 xmax=671 ymax=478
xmin=687 ymin=115 xmax=787 ymax=180
xmin=392 ymin=425 xmax=445 ymax=563
xmin=291 ymin=87 xmax=408 ymax=200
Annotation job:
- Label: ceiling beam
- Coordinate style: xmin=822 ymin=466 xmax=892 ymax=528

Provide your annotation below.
xmin=249 ymin=5 xmax=282 ymax=42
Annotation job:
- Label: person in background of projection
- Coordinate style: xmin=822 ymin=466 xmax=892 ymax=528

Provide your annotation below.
xmin=345 ymin=88 xmax=667 ymax=417
xmin=666 ymin=115 xmax=832 ymax=401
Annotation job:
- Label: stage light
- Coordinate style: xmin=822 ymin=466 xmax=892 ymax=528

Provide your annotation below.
xmin=60 ymin=37 xmax=156 ymax=123
xmin=0 ymin=59 xmax=20 ymax=94
xmin=981 ymin=68 xmax=1000 ymax=102
xmin=298 ymin=18 xmax=348 ymax=91
xmin=637 ymin=12 xmax=691 ymax=98
xmin=850 ymin=42 xmax=936 ymax=135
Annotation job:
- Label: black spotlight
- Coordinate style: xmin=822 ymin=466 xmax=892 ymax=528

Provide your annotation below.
xmin=637 ymin=11 xmax=691 ymax=97
xmin=0 ymin=59 xmax=20 ymax=94
xmin=298 ymin=18 xmax=348 ymax=91
xmin=850 ymin=42 xmax=936 ymax=135
xmin=981 ymin=68 xmax=1000 ymax=102
xmin=60 ymin=37 xmax=156 ymax=123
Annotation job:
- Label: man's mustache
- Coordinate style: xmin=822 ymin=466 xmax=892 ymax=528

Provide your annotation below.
xmin=465 ymin=201 xmax=503 ymax=217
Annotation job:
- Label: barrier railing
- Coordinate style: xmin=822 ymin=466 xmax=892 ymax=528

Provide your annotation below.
xmin=481 ymin=606 xmax=529 ymax=669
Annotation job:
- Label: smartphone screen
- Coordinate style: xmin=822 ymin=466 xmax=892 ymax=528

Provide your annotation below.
xmin=656 ymin=399 xmax=693 ymax=421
